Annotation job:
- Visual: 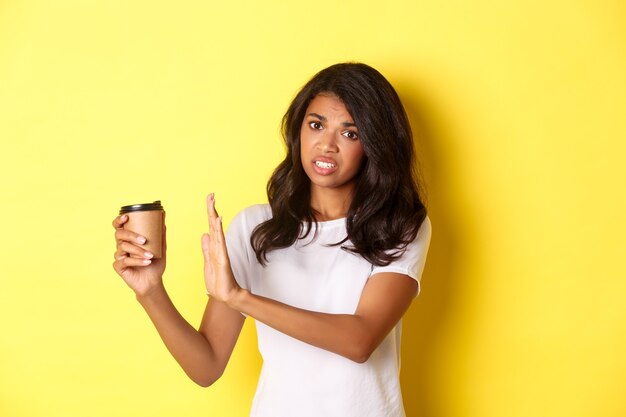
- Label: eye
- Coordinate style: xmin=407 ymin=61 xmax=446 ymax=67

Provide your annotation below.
xmin=308 ymin=121 xmax=323 ymax=130
xmin=342 ymin=130 xmax=359 ymax=140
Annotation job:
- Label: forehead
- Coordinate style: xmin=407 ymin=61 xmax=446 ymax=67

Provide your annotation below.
xmin=305 ymin=94 xmax=353 ymax=119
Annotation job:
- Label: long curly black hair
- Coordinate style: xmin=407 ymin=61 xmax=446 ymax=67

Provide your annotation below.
xmin=251 ymin=62 xmax=427 ymax=266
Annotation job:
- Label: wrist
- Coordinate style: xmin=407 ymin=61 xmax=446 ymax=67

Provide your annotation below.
xmin=135 ymin=281 xmax=167 ymax=304
xmin=226 ymin=287 xmax=249 ymax=312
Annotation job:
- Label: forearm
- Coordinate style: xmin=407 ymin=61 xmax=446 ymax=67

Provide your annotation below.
xmin=136 ymin=283 xmax=221 ymax=386
xmin=229 ymin=290 xmax=375 ymax=363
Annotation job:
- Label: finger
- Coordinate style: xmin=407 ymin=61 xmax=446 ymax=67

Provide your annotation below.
xmin=201 ymin=233 xmax=214 ymax=276
xmin=215 ymin=217 xmax=230 ymax=261
xmin=119 ymin=241 xmax=154 ymax=259
xmin=206 ymin=216 xmax=227 ymax=263
xmin=112 ymin=214 xmax=128 ymax=229
xmin=206 ymin=194 xmax=219 ymax=240
xmin=206 ymin=193 xmax=220 ymax=222
xmin=115 ymin=228 xmax=147 ymax=245
xmin=113 ymin=256 xmax=152 ymax=272
xmin=215 ymin=216 xmax=225 ymax=245
xmin=114 ymin=248 xmax=128 ymax=260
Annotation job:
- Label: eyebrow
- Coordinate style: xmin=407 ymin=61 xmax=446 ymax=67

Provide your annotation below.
xmin=307 ymin=112 xmax=357 ymax=128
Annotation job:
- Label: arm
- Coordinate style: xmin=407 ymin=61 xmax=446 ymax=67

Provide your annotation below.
xmin=203 ymin=194 xmax=418 ymax=363
xmin=230 ymin=272 xmax=417 ymax=363
xmin=112 ymin=214 xmax=244 ymax=387
xmin=136 ymin=286 xmax=244 ymax=386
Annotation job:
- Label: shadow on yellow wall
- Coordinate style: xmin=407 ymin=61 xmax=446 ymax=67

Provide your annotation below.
xmin=398 ymin=79 xmax=467 ymax=417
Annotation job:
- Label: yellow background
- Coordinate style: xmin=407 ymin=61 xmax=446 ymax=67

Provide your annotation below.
xmin=1 ymin=1 xmax=625 ymax=416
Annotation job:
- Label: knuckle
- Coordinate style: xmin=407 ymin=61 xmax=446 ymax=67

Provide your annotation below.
xmin=120 ymin=241 xmax=135 ymax=254
xmin=115 ymin=230 xmax=133 ymax=242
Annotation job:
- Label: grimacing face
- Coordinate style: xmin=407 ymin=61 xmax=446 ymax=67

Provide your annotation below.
xmin=299 ymin=94 xmax=365 ymax=198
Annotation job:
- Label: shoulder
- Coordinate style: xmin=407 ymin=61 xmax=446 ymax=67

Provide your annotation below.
xmin=417 ymin=215 xmax=432 ymax=242
xmin=404 ymin=215 xmax=432 ymax=257
xmin=370 ymin=215 xmax=432 ymax=284
xmin=227 ymin=204 xmax=272 ymax=235
xmin=234 ymin=203 xmax=272 ymax=224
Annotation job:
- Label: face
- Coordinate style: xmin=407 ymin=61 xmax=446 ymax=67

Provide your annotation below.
xmin=300 ymin=94 xmax=365 ymax=197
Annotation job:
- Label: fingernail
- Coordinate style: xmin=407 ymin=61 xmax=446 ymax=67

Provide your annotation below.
xmin=142 ymin=259 xmax=151 ymax=265
xmin=121 ymin=214 xmax=127 ymax=221
xmin=144 ymin=252 xmax=153 ymax=259
xmin=210 ymin=193 xmax=214 ymax=200
xmin=137 ymin=236 xmax=146 ymax=244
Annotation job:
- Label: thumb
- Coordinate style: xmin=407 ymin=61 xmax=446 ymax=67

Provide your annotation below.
xmin=201 ymin=233 xmax=210 ymax=259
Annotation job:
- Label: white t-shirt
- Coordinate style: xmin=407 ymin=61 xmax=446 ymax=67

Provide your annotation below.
xmin=225 ymin=204 xmax=432 ymax=417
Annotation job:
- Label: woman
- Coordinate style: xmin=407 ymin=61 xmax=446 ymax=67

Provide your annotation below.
xmin=112 ymin=62 xmax=431 ymax=417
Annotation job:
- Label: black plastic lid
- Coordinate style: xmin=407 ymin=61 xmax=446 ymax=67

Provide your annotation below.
xmin=119 ymin=200 xmax=163 ymax=215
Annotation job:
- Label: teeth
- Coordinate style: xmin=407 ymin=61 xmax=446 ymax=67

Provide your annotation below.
xmin=315 ymin=161 xmax=335 ymax=169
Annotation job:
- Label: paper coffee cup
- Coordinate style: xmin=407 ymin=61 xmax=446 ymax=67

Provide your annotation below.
xmin=119 ymin=200 xmax=164 ymax=258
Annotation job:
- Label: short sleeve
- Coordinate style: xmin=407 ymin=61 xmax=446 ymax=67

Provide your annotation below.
xmin=370 ymin=216 xmax=432 ymax=295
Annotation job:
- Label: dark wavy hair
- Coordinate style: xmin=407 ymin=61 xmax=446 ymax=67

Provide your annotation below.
xmin=251 ymin=62 xmax=427 ymax=266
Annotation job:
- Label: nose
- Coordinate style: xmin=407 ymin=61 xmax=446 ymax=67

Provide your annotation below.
xmin=316 ymin=130 xmax=338 ymax=153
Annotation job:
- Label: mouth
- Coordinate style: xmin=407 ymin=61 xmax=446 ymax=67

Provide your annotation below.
xmin=312 ymin=157 xmax=338 ymax=175
xmin=315 ymin=160 xmax=336 ymax=169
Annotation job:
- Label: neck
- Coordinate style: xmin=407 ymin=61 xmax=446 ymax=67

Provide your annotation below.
xmin=309 ymin=185 xmax=354 ymax=221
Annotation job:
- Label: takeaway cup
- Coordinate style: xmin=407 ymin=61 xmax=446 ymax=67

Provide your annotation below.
xmin=119 ymin=200 xmax=164 ymax=258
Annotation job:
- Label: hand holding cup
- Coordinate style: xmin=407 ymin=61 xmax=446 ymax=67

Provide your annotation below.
xmin=112 ymin=201 xmax=167 ymax=296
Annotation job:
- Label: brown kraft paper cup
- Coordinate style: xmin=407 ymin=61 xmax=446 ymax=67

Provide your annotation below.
xmin=119 ymin=201 xmax=164 ymax=259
